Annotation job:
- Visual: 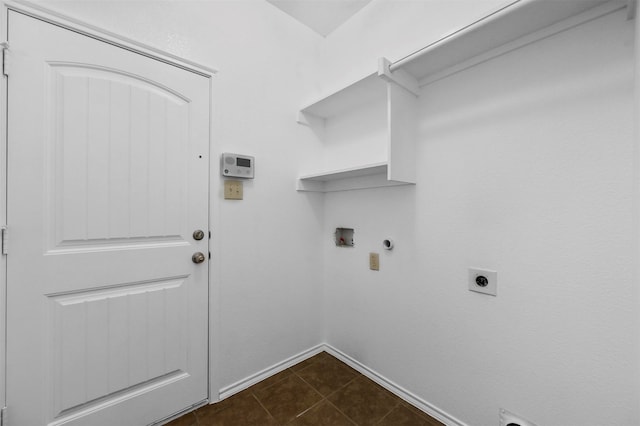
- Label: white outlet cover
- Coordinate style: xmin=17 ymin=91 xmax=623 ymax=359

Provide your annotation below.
xmin=468 ymin=268 xmax=497 ymax=296
xmin=500 ymin=408 xmax=537 ymax=426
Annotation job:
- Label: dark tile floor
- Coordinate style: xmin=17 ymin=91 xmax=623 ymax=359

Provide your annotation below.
xmin=166 ymin=351 xmax=444 ymax=426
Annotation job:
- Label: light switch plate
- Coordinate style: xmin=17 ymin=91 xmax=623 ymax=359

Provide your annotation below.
xmin=224 ymin=180 xmax=243 ymax=200
xmin=468 ymin=267 xmax=497 ymax=296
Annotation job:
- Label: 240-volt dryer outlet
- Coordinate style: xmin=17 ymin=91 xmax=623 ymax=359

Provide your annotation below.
xmin=468 ymin=268 xmax=497 ymax=296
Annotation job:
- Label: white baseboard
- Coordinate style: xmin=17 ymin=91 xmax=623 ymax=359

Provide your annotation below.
xmin=216 ymin=342 xmax=467 ymax=426
xmin=217 ymin=344 xmax=324 ymax=400
xmin=322 ymin=344 xmax=468 ymax=426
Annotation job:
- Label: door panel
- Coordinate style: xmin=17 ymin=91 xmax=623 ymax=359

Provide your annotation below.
xmin=6 ymin=11 xmax=210 ymax=426
xmin=49 ymin=64 xmax=189 ymax=249
xmin=48 ymin=64 xmax=190 ymax=250
xmin=49 ymin=277 xmax=189 ymax=416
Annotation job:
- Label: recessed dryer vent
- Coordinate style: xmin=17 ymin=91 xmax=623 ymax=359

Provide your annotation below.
xmin=335 ymin=228 xmax=354 ymax=247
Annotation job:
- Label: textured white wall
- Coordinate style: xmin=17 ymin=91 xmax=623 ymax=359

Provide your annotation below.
xmin=321 ymin=4 xmax=639 ymax=426
xmin=307 ymin=0 xmax=508 ymax=101
xmin=35 ymin=0 xmax=326 ymax=398
xmin=15 ymin=1 xmax=640 ymax=425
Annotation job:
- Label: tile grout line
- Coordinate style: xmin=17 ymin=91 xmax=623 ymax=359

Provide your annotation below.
xmin=250 ymin=391 xmax=279 ymax=423
xmin=323 ymin=372 xmax=404 ymax=426
xmin=298 ymin=369 xmax=367 ymax=425
xmin=290 ymin=368 xmax=331 ymax=421
xmin=245 ymin=366 xmax=305 ymax=423
xmin=373 ymin=400 xmax=403 ymax=425
xmin=291 ymin=368 xmax=327 ymax=400
xmin=289 ymin=396 xmax=327 ymax=422
xmin=324 ymin=398 xmax=359 ymax=426
xmin=256 ymin=367 xmax=327 ymax=425
xmin=293 ymin=365 xmax=360 ymax=399
xmin=291 ymin=356 xmax=364 ymax=425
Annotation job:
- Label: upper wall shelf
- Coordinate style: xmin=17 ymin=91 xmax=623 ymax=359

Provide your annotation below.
xmin=296 ymin=0 xmax=627 ymax=193
xmin=396 ymin=0 xmax=624 ymax=85
xmin=298 ymin=73 xmax=383 ymax=121
xmin=296 ymin=162 xmax=408 ymax=193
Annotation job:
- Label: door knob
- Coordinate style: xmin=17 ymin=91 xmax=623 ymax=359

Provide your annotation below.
xmin=193 ymin=230 xmax=205 ymax=240
xmin=192 ymin=252 xmax=206 ymax=264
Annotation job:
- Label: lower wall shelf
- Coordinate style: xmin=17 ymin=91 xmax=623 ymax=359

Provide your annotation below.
xmin=296 ymin=162 xmax=414 ymax=192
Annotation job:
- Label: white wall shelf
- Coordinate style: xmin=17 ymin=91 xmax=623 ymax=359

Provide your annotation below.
xmin=296 ymin=59 xmax=418 ymax=193
xmin=297 ymin=73 xmax=383 ymax=122
xmin=296 ymin=0 xmax=626 ymax=193
xmin=396 ymin=0 xmax=624 ymax=85
xmin=297 ymin=162 xmax=413 ymax=193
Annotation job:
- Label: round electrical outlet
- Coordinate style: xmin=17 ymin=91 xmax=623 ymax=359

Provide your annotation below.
xmin=468 ymin=268 xmax=497 ymax=296
xmin=475 ymin=275 xmax=489 ymax=287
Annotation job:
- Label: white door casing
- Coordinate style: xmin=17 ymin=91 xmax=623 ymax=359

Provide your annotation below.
xmin=6 ymin=10 xmax=211 ymax=426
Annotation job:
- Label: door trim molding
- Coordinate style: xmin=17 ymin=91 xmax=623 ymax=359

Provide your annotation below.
xmin=3 ymin=0 xmax=218 ymax=78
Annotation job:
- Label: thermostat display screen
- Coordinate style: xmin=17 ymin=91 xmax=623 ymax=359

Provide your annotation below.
xmin=237 ymin=158 xmax=251 ymax=167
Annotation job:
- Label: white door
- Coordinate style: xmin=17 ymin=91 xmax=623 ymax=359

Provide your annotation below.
xmin=5 ymin=11 xmax=210 ymax=426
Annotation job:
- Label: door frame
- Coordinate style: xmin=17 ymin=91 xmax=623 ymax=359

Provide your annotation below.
xmin=0 ymin=1 xmax=220 ymax=421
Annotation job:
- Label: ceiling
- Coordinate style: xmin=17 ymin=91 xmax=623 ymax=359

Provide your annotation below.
xmin=266 ymin=0 xmax=373 ymax=37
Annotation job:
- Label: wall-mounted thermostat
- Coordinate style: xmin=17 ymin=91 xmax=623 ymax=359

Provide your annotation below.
xmin=221 ymin=153 xmax=254 ymax=179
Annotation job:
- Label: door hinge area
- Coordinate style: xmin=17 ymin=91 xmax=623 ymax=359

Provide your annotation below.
xmin=1 ymin=41 xmax=9 ymax=77
xmin=1 ymin=227 xmax=8 ymax=255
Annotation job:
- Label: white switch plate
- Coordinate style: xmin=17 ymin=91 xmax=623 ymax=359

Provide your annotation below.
xmin=468 ymin=267 xmax=497 ymax=296
xmin=224 ymin=180 xmax=243 ymax=200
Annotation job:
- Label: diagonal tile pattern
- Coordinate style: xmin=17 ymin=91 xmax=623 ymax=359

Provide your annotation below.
xmin=327 ymin=376 xmax=399 ymax=426
xmin=295 ymin=353 xmax=358 ymax=396
xmin=166 ymin=351 xmax=444 ymax=426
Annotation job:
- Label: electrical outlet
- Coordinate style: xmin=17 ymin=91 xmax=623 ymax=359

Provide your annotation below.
xmin=468 ymin=267 xmax=497 ymax=296
xmin=499 ymin=409 xmax=537 ymax=426
xmin=369 ymin=253 xmax=379 ymax=271
xmin=224 ymin=180 xmax=243 ymax=200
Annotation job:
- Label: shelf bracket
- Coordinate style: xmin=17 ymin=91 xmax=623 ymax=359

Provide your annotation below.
xmin=377 ymin=57 xmax=420 ymax=97
xmin=296 ymin=179 xmax=325 ymax=192
xmin=296 ymin=110 xmax=325 ymax=128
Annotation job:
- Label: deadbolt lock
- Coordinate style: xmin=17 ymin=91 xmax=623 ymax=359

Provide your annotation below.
xmin=193 ymin=230 xmax=205 ymax=241
xmin=192 ymin=252 xmax=206 ymax=264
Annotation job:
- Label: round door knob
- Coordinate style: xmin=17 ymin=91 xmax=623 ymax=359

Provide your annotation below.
xmin=193 ymin=230 xmax=205 ymax=241
xmin=192 ymin=252 xmax=206 ymax=264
